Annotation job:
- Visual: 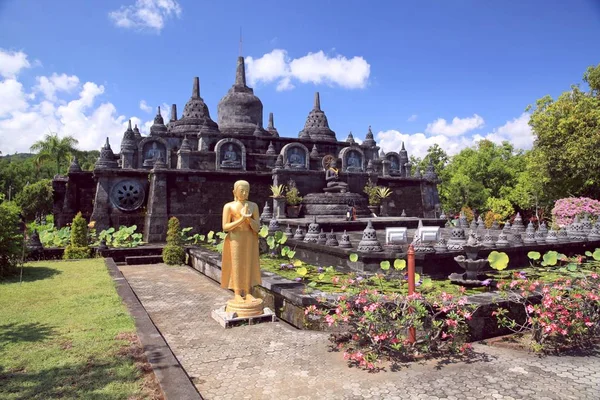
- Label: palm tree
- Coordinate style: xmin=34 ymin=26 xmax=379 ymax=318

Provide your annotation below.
xmin=30 ymin=133 xmax=79 ymax=175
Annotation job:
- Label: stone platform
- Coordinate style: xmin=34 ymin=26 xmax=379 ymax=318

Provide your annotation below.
xmin=277 ymin=216 xmax=447 ymax=232
xmin=301 ymin=192 xmax=371 ymax=218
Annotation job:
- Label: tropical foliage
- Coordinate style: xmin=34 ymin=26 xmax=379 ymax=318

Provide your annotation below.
xmin=15 ymin=179 xmax=53 ymax=222
xmin=30 ymin=133 xmax=79 ymax=175
xmin=0 ymin=201 xmax=24 ymax=278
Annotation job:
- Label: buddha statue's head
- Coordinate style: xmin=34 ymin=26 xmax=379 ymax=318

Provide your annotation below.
xmin=233 ymin=180 xmax=250 ymax=201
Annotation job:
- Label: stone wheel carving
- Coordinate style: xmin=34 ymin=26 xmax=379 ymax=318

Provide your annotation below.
xmin=322 ymin=154 xmax=336 ymax=170
xmin=110 ymin=180 xmax=145 ymax=211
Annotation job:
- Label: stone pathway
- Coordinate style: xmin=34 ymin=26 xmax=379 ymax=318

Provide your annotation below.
xmin=119 ymin=264 xmax=600 ymax=400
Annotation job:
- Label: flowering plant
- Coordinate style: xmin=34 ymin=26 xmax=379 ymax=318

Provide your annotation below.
xmin=493 ymin=273 xmax=600 ymax=352
xmin=551 ymin=197 xmax=600 ymax=227
xmin=305 ymin=279 xmax=476 ymax=369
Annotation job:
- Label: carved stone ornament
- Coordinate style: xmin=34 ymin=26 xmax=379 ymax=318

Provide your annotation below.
xmin=321 ymin=154 xmax=336 ymax=170
xmin=110 ymin=179 xmax=145 ymax=211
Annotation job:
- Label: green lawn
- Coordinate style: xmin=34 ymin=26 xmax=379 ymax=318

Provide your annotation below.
xmin=0 ymin=259 xmax=157 ymax=399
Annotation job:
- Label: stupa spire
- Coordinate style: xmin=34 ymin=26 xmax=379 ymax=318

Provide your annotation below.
xmin=235 ymin=56 xmax=246 ymax=87
xmin=314 ymin=92 xmax=321 ymax=111
xmin=192 ymin=77 xmax=200 ymax=98
xmin=268 ymin=112 xmax=275 ymax=129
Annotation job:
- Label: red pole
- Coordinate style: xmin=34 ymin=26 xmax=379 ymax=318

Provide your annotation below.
xmin=407 ymin=244 xmax=416 ymax=343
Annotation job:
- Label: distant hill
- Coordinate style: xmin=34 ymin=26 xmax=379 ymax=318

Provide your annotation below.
xmin=0 ymin=153 xmax=36 ymax=160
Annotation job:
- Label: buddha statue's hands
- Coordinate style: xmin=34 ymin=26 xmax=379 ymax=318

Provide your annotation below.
xmin=241 ymin=203 xmax=253 ymax=219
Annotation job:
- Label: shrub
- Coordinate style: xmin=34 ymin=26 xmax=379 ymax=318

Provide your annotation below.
xmin=306 ymin=282 xmax=476 ymax=369
xmin=63 ymin=212 xmax=90 ymax=259
xmin=485 ymin=197 xmax=514 ymax=222
xmin=484 ymin=211 xmax=501 ymax=228
xmin=551 ymin=197 xmax=600 ymax=227
xmin=285 ymin=186 xmax=303 ymax=206
xmin=0 ymin=202 xmax=24 ymax=278
xmin=162 ymin=216 xmax=185 ymax=265
xmin=494 ymin=274 xmax=600 ymax=352
xmin=461 ymin=206 xmax=474 ymax=223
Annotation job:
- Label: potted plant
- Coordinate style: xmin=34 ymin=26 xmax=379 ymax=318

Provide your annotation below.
xmin=363 ymin=179 xmax=381 ymax=215
xmin=285 ymin=186 xmax=303 ymax=218
xmin=377 ymin=186 xmax=392 ymax=216
xmin=270 ymin=184 xmax=286 ymax=218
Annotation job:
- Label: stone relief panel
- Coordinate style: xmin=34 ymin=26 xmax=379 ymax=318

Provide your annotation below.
xmin=385 ymin=152 xmax=401 ymax=174
xmin=339 ymin=146 xmax=365 ymax=172
xmin=215 ymin=138 xmax=246 ymax=170
xmin=138 ymin=137 xmax=169 ymax=168
xmin=110 ymin=179 xmax=146 ymax=211
xmin=281 ymin=143 xmax=310 ymax=170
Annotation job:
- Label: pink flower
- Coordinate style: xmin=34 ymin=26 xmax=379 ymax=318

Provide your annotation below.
xmin=527 ymin=305 xmax=535 ymax=314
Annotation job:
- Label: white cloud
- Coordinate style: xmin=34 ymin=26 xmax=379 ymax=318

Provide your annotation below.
xmin=425 ymin=114 xmax=485 ymax=136
xmin=376 ymin=130 xmax=475 ymax=160
xmin=34 ymin=73 xmax=80 ymax=102
xmin=245 ymin=49 xmax=370 ymax=91
xmin=109 ymin=0 xmax=182 ymax=33
xmin=376 ymin=113 xmax=533 ymax=162
xmin=0 ymin=79 xmax=29 ymax=118
xmin=0 ymin=51 xmax=165 ymax=155
xmin=0 ymin=49 xmax=31 ymax=78
xmin=473 ymin=112 xmax=533 ymax=150
xmin=139 ymin=99 xmax=153 ymax=113
xmin=407 ymin=114 xmax=418 ymax=122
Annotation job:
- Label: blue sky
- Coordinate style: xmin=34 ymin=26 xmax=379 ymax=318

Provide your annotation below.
xmin=1 ymin=0 xmax=599 ymax=157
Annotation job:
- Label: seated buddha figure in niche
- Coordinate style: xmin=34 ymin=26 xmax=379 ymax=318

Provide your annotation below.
xmin=221 ymin=144 xmax=241 ymax=167
xmin=143 ymin=142 xmax=164 ymax=166
xmin=347 ymin=151 xmax=362 ymax=171
xmin=288 ymin=148 xmax=305 ymax=168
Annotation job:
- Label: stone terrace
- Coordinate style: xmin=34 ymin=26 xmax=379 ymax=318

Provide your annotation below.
xmin=120 ymin=263 xmax=600 ymax=400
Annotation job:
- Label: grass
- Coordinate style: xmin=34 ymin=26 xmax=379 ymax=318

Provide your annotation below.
xmin=0 ymin=259 xmax=159 ymax=400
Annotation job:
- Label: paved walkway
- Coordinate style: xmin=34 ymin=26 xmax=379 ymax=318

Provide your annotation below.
xmin=119 ymin=264 xmax=600 ymax=400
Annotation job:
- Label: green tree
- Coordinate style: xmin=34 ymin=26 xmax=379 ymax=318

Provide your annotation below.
xmin=422 ymin=144 xmax=449 ymax=175
xmin=528 ymin=63 xmax=600 ymax=200
xmin=439 ymin=140 xmax=526 ymax=213
xmin=15 ymin=179 xmax=53 ymax=222
xmin=409 ymin=144 xmax=449 ymax=177
xmin=30 ymin=133 xmax=79 ymax=175
xmin=0 ymin=201 xmax=24 ymax=277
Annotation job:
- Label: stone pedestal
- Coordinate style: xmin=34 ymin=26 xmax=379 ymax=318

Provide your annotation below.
xmin=273 ymin=197 xmax=286 ymax=218
xmin=303 ymin=192 xmax=370 ymax=218
xmin=225 ymin=297 xmax=264 ymax=318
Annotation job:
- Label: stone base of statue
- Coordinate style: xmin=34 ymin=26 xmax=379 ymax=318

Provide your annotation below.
xmin=212 ymin=303 xmax=275 ymax=329
xmin=225 ymin=296 xmax=264 ymax=318
xmin=303 ymin=192 xmax=371 ymax=218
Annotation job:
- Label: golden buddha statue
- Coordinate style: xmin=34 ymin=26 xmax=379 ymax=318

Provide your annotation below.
xmin=221 ymin=180 xmax=264 ymax=317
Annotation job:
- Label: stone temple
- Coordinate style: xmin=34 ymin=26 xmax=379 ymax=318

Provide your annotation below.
xmin=53 ymin=56 xmax=441 ymax=242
